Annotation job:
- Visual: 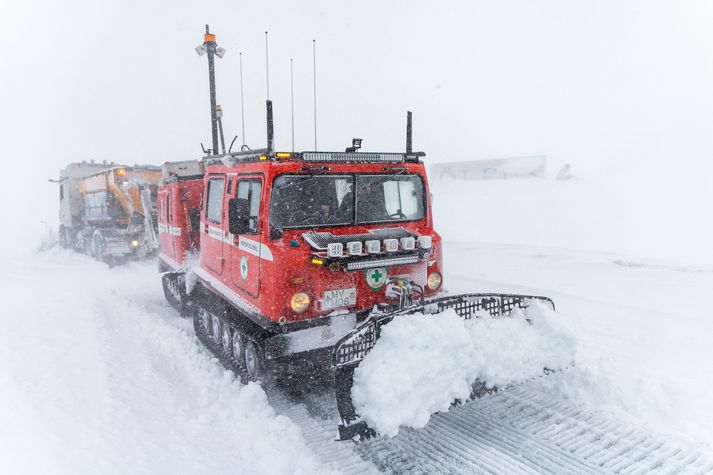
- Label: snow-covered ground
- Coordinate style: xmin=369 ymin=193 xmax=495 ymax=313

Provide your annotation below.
xmin=431 ymin=176 xmax=713 ymax=451
xmin=1 ymin=175 xmax=712 ymax=473
xmin=352 ymin=304 xmax=576 ymax=437
xmin=0 ymin=251 xmax=332 ymax=474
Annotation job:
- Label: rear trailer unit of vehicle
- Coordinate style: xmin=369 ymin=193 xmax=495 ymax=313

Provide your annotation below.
xmin=56 ymin=164 xmax=161 ymax=262
xmin=157 ymin=160 xmax=205 ymax=313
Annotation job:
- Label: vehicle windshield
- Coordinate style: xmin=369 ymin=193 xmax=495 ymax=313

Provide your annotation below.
xmin=270 ymin=174 xmax=425 ymax=229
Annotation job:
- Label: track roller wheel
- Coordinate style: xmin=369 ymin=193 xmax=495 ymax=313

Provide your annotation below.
xmin=231 ymin=332 xmax=244 ymax=366
xmin=244 ymin=340 xmax=263 ymax=382
xmin=211 ymin=315 xmax=222 ymax=341
xmin=221 ymin=325 xmax=232 ymax=354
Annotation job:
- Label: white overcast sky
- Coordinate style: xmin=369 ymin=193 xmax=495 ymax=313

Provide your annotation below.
xmin=1 ymin=0 xmax=713 ymax=246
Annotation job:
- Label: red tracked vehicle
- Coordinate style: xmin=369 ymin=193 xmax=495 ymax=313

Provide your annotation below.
xmin=173 ymin=26 xmax=561 ymax=440
xmin=188 ymin=145 xmax=445 ymax=379
xmin=157 ymin=160 xmax=205 ymax=313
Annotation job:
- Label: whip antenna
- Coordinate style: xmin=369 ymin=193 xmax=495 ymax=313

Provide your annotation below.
xmin=266 ymin=100 xmax=274 ymax=152
xmin=406 ymin=111 xmax=413 ymax=154
xmin=290 ymin=59 xmax=295 ymax=152
xmin=239 ymin=52 xmax=246 ymax=147
xmin=312 ymin=39 xmax=318 ymax=150
xmin=265 ymin=31 xmax=270 ymax=100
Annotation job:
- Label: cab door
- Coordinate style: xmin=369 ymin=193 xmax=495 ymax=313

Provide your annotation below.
xmin=202 ymin=175 xmax=225 ymax=274
xmin=164 ymin=190 xmax=176 ymax=260
xmin=158 ymin=189 xmax=175 ymax=261
xmin=229 ymin=177 xmax=263 ymax=297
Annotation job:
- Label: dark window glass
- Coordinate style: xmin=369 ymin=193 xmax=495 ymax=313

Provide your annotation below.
xmin=356 ymin=175 xmax=425 ymax=224
xmin=270 ymin=175 xmax=354 ymax=228
xmin=236 ymin=179 xmax=262 ymax=234
xmin=206 ymin=177 xmax=225 ymax=223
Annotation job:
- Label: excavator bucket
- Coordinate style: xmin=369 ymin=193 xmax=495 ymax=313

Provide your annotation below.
xmin=332 ymin=293 xmax=559 ymax=441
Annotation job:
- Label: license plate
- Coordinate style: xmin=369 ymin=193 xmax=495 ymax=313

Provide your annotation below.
xmin=322 ymin=288 xmax=357 ymax=311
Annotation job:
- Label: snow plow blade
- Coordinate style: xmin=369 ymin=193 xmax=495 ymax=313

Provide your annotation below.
xmin=332 ymin=293 xmax=556 ymax=441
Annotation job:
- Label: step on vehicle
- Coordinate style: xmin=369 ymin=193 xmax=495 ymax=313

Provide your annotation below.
xmin=173 ymin=26 xmax=566 ymax=441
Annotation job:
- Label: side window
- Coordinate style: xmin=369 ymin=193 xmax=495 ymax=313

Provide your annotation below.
xmin=59 ymin=183 xmax=64 ymax=200
xmin=236 ymin=179 xmax=262 ymax=234
xmin=206 ymin=177 xmax=225 ymax=224
xmin=159 ymin=195 xmax=165 ymax=221
xmin=166 ymin=191 xmax=172 ymax=224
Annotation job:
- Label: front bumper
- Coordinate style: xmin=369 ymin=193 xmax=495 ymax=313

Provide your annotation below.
xmin=263 ymin=312 xmax=357 ymax=360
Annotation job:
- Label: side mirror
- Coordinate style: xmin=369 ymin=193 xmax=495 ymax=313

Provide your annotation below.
xmin=269 ymin=227 xmax=284 ymax=240
xmin=228 ymin=198 xmax=251 ymax=235
xmin=188 ymin=208 xmax=200 ymax=233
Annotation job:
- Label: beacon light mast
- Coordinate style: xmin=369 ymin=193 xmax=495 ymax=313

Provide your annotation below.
xmin=195 ymin=25 xmax=226 ymax=156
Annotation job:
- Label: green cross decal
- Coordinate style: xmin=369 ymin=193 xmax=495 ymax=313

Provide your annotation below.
xmin=365 ymin=267 xmax=387 ymax=290
xmin=240 ymin=256 xmax=248 ymax=280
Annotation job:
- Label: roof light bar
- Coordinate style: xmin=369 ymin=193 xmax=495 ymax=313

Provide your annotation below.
xmin=302 ymin=152 xmax=405 ymax=163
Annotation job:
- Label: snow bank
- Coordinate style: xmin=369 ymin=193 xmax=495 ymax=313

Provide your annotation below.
xmin=351 ymin=303 xmax=575 ymax=437
xmin=0 ymin=249 xmax=332 ymax=475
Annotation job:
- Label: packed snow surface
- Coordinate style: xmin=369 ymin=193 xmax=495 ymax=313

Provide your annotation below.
xmin=0 ymin=250 xmax=331 ymax=475
xmin=351 ymin=304 xmax=575 ymax=437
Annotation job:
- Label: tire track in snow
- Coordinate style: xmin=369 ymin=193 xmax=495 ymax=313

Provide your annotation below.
xmin=278 ymin=379 xmax=712 ymax=474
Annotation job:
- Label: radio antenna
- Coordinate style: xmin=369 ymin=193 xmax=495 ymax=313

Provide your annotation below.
xmin=312 ymin=39 xmax=318 ymax=150
xmin=312 ymin=40 xmax=317 ymax=152
xmin=265 ymin=31 xmax=270 ymax=100
xmin=239 ymin=52 xmax=246 ymax=147
xmin=406 ymin=110 xmax=413 ymax=154
xmin=266 ymin=100 xmax=274 ymax=152
xmin=217 ymin=104 xmax=226 ymax=154
xmin=290 ymin=59 xmax=295 ymax=152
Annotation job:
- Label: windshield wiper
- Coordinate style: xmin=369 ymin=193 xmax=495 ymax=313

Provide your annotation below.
xmin=274 ymin=167 xmax=330 ymax=191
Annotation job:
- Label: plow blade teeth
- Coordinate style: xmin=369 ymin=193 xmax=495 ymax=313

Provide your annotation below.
xmin=338 ymin=421 xmax=376 ymax=441
xmin=331 ymin=292 xmax=560 ymax=441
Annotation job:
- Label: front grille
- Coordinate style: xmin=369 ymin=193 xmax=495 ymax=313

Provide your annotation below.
xmin=346 ymin=254 xmax=420 ymax=270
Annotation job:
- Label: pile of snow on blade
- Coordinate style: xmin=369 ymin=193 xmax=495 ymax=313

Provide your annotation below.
xmin=351 ymin=302 xmax=576 ymax=437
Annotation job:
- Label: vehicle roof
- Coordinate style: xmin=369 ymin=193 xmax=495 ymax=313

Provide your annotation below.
xmin=201 ymin=150 xmax=427 ymax=176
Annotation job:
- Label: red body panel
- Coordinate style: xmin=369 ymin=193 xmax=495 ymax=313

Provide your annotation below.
xmin=193 ymin=159 xmax=443 ymax=327
xmin=157 ymin=178 xmax=203 ymax=269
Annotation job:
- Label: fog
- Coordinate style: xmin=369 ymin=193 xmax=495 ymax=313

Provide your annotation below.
xmin=2 ymin=0 xmax=712 ymax=256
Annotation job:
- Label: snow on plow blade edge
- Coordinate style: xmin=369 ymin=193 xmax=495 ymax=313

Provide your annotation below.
xmin=332 ymin=293 xmax=557 ymax=441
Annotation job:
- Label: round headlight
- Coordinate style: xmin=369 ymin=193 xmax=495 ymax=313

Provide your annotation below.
xmin=427 ymin=272 xmax=442 ymax=290
xmin=131 ymin=239 xmax=140 ymax=248
xmin=290 ymin=292 xmax=311 ymax=313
